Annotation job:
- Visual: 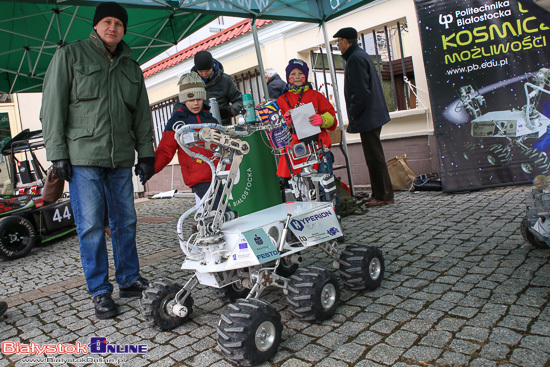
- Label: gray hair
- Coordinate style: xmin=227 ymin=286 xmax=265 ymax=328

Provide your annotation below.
xmin=265 ymin=68 xmax=278 ymax=78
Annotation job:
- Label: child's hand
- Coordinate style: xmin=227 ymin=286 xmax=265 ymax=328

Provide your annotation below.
xmin=284 ymin=111 xmax=293 ymax=125
xmin=309 ymin=114 xmax=323 ymax=126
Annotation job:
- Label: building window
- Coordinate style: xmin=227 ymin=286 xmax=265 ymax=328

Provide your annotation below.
xmin=232 ymin=68 xmax=266 ymax=106
xmin=0 ymin=112 xmax=10 ymax=145
xmin=312 ymin=20 xmax=416 ymax=113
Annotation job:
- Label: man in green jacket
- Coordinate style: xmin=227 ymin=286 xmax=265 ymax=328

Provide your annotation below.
xmin=40 ymin=2 xmax=155 ymax=320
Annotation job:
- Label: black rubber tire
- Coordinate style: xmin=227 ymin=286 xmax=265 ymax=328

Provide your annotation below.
xmin=0 ymin=216 xmax=37 ymax=260
xmin=520 ymin=216 xmax=548 ymax=249
xmin=275 ymin=255 xmax=299 ymax=277
xmin=141 ymin=279 xmax=193 ymax=331
xmin=215 ymin=281 xmax=250 ymax=302
xmin=521 ymin=148 xmax=550 ymax=175
xmin=339 ymin=244 xmax=385 ymax=291
xmin=486 ymin=144 xmax=511 ymax=166
xmin=462 ymin=142 xmax=478 ymax=161
xmin=218 ymin=298 xmax=282 ymax=366
xmin=286 ymin=265 xmax=340 ymax=321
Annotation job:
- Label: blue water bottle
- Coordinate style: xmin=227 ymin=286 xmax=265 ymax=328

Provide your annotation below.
xmin=243 ymin=94 xmax=256 ymax=123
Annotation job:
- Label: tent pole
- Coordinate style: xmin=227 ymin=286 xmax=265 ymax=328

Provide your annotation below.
xmin=321 ymin=21 xmax=355 ymax=196
xmin=250 ymin=19 xmax=269 ymax=101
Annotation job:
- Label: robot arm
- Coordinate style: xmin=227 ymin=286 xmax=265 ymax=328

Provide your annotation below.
xmin=524 ymin=68 xmax=550 ymax=129
xmin=174 ymin=125 xmax=250 ymax=240
xmin=458 ymin=85 xmax=486 ymax=118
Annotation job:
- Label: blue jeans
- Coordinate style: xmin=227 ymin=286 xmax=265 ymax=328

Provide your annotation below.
xmin=70 ymin=166 xmax=140 ymax=297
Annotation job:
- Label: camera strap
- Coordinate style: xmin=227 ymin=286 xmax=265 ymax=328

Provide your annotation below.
xmin=284 ymin=89 xmax=306 ymax=137
xmin=283 ymin=88 xmax=305 ymax=109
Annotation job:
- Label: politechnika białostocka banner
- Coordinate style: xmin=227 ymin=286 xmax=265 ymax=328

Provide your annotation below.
xmin=414 ymin=0 xmax=550 ymax=192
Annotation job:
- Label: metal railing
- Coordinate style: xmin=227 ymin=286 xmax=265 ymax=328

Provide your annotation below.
xmin=150 ymin=96 xmax=178 ymax=146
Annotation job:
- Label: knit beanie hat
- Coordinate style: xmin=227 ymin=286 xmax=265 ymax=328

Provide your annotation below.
xmin=285 ymin=59 xmax=309 ymax=83
xmin=194 ymin=51 xmax=215 ymax=70
xmin=93 ymin=2 xmax=128 ymax=34
xmin=178 ymin=72 xmax=207 ymax=103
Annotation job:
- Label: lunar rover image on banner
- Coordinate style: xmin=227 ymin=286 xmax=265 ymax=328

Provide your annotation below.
xmin=458 ymin=68 xmax=550 ymax=175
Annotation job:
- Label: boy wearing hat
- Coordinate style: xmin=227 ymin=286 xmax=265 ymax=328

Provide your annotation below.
xmin=334 ymin=26 xmax=394 ymax=207
xmin=154 ymin=72 xmax=221 ymax=200
xmin=172 ymin=51 xmax=243 ymax=126
xmin=41 ymin=1 xmax=155 ymax=319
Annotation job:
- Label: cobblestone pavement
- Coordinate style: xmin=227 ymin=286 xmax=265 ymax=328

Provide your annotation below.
xmin=1 ymin=185 xmax=549 ymax=367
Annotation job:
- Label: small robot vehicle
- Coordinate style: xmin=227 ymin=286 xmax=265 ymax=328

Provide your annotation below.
xmin=0 ymin=129 xmax=75 ymax=260
xmin=521 ymin=175 xmax=550 ymax=249
xmin=140 ymin=101 xmax=385 ymax=365
xmin=458 ymin=68 xmax=550 ymax=174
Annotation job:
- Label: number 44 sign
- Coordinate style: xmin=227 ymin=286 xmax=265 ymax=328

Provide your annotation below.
xmin=42 ymin=201 xmax=75 ymax=232
xmin=53 ymin=205 xmax=72 ymax=223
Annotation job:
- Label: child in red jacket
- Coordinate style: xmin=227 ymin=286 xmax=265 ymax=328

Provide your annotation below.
xmin=276 ymin=59 xmax=338 ymax=203
xmin=276 ymin=59 xmax=338 ymax=178
xmin=154 ymin=72 xmax=220 ymax=199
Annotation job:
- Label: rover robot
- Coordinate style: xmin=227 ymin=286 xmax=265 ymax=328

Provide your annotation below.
xmin=521 ymin=174 xmax=550 ymax=249
xmin=458 ymin=68 xmax=550 ymax=174
xmin=140 ymin=101 xmax=384 ymax=366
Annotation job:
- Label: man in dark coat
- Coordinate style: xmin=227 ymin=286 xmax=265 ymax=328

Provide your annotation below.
xmin=334 ymin=27 xmax=394 ymax=207
xmin=265 ymin=68 xmax=286 ymax=100
xmin=176 ymin=50 xmax=243 ymax=126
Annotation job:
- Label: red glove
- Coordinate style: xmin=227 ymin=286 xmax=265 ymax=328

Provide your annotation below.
xmin=310 ymin=114 xmax=323 ymax=126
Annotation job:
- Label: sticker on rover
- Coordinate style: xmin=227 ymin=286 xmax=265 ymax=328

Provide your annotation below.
xmin=243 ymin=228 xmax=280 ymax=264
xmin=327 ymin=227 xmax=340 ymax=236
xmin=289 ymin=207 xmax=342 ymax=246
xmin=225 ymin=237 xmax=261 ymax=270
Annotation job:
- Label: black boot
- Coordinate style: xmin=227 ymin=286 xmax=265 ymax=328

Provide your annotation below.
xmin=119 ymin=277 xmax=149 ymax=298
xmin=93 ymin=294 xmax=118 ymax=319
xmin=0 ymin=301 xmax=7 ymax=318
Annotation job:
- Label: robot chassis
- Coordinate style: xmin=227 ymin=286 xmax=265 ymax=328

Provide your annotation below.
xmin=458 ymin=68 xmax=550 ymax=174
xmin=521 ymin=175 xmax=550 ymax=250
xmin=140 ymin=118 xmax=385 ymax=366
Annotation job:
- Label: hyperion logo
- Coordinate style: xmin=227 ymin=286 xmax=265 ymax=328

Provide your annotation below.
xmin=89 ymin=337 xmax=147 ymax=354
xmin=290 ymin=219 xmax=304 ymax=231
xmin=290 ymin=211 xmax=333 ymax=232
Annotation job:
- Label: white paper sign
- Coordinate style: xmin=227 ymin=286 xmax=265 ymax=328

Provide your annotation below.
xmin=288 ymin=206 xmax=343 ymax=247
xmin=290 ymin=102 xmax=321 ymax=141
xmin=224 ymin=236 xmax=260 ymax=270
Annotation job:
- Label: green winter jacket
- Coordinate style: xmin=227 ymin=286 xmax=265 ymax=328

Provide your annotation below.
xmin=40 ymin=31 xmax=154 ymax=167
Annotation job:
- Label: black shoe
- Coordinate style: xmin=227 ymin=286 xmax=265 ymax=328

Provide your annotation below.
xmin=0 ymin=301 xmax=7 ymax=318
xmin=119 ymin=277 xmax=149 ymax=298
xmin=93 ymin=294 xmax=117 ymax=319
